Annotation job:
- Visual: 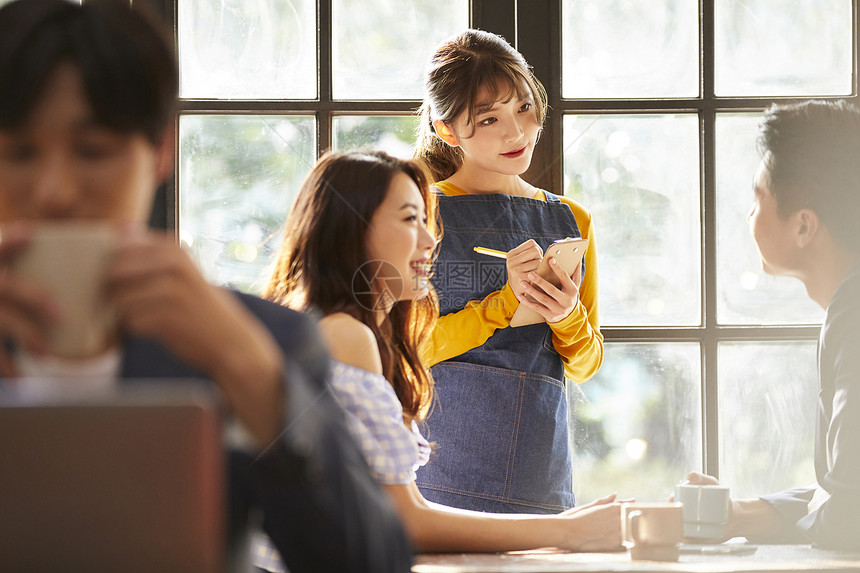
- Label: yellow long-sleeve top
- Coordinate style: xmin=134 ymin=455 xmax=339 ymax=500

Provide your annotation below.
xmin=421 ymin=182 xmax=603 ymax=383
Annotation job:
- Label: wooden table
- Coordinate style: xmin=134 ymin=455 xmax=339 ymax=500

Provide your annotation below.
xmin=414 ymin=545 xmax=860 ymax=573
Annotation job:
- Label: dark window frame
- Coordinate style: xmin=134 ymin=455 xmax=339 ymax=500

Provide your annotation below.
xmin=156 ymin=0 xmax=859 ymax=477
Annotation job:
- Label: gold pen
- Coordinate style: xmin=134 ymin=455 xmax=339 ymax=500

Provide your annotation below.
xmin=473 ymin=246 xmax=508 ymax=259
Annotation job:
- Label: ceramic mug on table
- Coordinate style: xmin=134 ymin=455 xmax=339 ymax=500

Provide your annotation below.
xmin=622 ymin=502 xmax=684 ymax=562
xmin=674 ymin=483 xmax=731 ymax=542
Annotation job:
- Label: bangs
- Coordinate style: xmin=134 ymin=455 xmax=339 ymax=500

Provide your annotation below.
xmin=460 ymin=60 xmax=541 ymax=131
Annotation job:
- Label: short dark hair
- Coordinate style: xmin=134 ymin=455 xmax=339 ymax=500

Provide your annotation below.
xmin=758 ymin=99 xmax=860 ymax=253
xmin=0 ymin=0 xmax=177 ymax=144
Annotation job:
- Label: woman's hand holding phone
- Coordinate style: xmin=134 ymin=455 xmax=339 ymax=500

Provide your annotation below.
xmin=508 ymin=237 xmax=588 ymax=326
xmin=521 ymin=256 xmax=583 ymax=323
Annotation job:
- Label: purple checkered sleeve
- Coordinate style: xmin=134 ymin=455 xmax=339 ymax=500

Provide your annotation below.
xmin=254 ymin=361 xmax=429 ymax=572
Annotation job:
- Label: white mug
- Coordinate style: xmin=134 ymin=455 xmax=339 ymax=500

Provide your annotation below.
xmin=9 ymin=223 xmax=118 ymax=358
xmin=674 ymin=483 xmax=730 ymax=541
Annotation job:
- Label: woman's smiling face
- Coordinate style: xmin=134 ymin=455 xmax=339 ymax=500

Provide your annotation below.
xmin=364 ymin=171 xmax=437 ymax=308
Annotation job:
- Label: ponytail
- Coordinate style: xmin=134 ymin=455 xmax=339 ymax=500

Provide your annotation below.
xmin=415 ymin=102 xmax=462 ymax=183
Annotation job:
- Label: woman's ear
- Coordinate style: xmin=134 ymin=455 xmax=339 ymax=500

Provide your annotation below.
xmin=432 ymin=120 xmax=459 ymax=147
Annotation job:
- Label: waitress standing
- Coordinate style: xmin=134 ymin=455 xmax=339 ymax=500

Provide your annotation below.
xmin=414 ymin=29 xmax=604 ymax=514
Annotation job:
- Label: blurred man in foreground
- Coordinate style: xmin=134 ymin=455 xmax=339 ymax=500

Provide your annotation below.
xmin=0 ymin=0 xmax=411 ymax=570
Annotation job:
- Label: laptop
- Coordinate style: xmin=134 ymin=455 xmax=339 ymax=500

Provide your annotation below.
xmin=0 ymin=380 xmax=224 ymax=572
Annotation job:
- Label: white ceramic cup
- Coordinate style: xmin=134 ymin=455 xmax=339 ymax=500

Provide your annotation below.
xmin=9 ymin=223 xmax=118 ymax=359
xmin=674 ymin=483 xmax=731 ymax=541
xmin=622 ymin=502 xmax=684 ymax=562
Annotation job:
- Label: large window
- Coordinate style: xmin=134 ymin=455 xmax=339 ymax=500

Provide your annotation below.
xmin=175 ymin=0 xmax=466 ymax=290
xmin=555 ymin=0 xmax=853 ymax=503
xmin=163 ymin=0 xmax=857 ymax=503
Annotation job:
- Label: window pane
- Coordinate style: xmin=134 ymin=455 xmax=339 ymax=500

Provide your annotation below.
xmin=179 ymin=115 xmax=315 ymax=294
xmin=715 ymin=113 xmax=824 ymax=325
xmin=179 ymin=0 xmax=316 ymax=99
xmin=332 ymin=115 xmax=419 ymax=158
xmin=715 ymin=0 xmax=852 ymax=97
xmin=564 ymin=114 xmax=701 ymax=326
xmin=718 ymin=342 xmax=818 ymax=498
xmin=562 ymin=0 xmax=698 ymax=99
xmin=571 ymin=343 xmax=701 ymax=502
xmin=332 ymin=0 xmax=467 ymax=100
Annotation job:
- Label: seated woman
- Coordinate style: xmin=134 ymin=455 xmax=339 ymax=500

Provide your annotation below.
xmin=255 ymin=151 xmax=622 ymax=571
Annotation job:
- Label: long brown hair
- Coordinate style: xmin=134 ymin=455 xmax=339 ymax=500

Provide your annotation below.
xmin=264 ymin=151 xmax=438 ymax=423
xmin=414 ymin=29 xmax=548 ymax=183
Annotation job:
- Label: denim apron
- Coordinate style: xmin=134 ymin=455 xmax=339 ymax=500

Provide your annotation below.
xmin=416 ymin=190 xmax=581 ymax=514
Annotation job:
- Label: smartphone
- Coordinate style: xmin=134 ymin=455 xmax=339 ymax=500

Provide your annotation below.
xmin=510 ymin=237 xmax=588 ymax=328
